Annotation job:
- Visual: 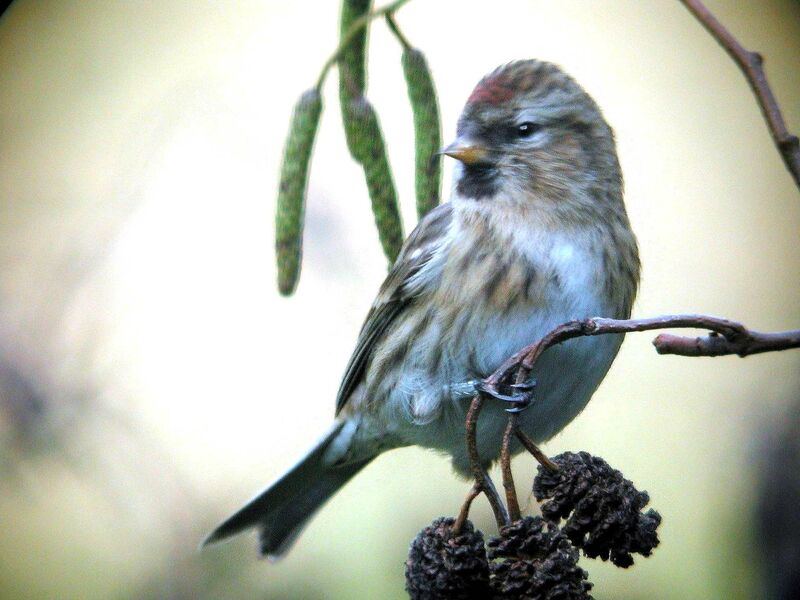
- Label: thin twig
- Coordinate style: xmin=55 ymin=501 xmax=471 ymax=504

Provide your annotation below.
xmin=654 ymin=329 xmax=800 ymax=356
xmin=465 ymin=393 xmax=510 ymax=528
xmin=452 ymin=483 xmax=481 ymax=535
xmin=500 ymin=415 xmax=521 ymax=522
xmin=384 ymin=12 xmax=412 ymax=50
xmin=679 ymin=0 xmax=800 ymax=189
xmin=482 ymin=314 xmax=800 ymax=394
xmin=317 ymin=0 xmax=413 ymax=89
xmin=516 ymin=428 xmax=559 ymax=472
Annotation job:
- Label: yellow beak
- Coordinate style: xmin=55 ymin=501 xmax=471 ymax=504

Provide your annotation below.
xmin=441 ymin=141 xmax=491 ymax=166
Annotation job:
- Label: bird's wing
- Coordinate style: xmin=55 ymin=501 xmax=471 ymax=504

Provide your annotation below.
xmin=335 ymin=203 xmax=453 ymax=415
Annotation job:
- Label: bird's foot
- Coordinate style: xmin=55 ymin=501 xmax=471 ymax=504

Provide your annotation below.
xmin=476 ymin=380 xmax=536 ymax=413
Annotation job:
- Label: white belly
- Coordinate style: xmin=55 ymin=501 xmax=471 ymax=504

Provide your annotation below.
xmin=376 ymin=234 xmax=624 ymax=474
xmin=400 ymin=302 xmax=622 ymax=474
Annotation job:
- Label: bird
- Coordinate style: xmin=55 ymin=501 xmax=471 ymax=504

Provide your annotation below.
xmin=203 ymin=59 xmax=640 ymax=559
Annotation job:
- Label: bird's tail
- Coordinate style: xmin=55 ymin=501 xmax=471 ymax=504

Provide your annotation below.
xmin=202 ymin=421 xmax=373 ymax=559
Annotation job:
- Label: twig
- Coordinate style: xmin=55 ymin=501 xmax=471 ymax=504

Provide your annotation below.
xmin=679 ymin=0 xmax=800 ymax=189
xmin=452 ymin=483 xmax=480 ymax=535
xmin=464 ymin=393 xmax=510 ymax=528
xmin=461 ymin=313 xmax=798 ymax=525
xmin=500 ymin=415 xmax=521 ymax=522
xmin=384 ymin=12 xmax=412 ymax=50
xmin=482 ymin=314 xmax=800 ymax=393
xmin=317 ymin=0 xmax=413 ymax=89
xmin=515 ymin=428 xmax=559 ymax=472
xmin=654 ymin=329 xmax=800 ymax=356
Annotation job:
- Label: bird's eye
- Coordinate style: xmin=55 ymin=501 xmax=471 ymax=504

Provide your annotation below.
xmin=516 ymin=122 xmax=542 ymax=138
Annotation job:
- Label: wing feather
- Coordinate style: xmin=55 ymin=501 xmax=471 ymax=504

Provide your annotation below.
xmin=335 ymin=204 xmax=453 ymax=414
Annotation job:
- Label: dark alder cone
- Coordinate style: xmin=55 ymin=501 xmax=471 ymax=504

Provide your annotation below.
xmin=405 ymin=517 xmax=490 ymax=600
xmin=533 ymin=451 xmax=661 ymax=568
xmin=488 ymin=516 xmax=592 ymax=600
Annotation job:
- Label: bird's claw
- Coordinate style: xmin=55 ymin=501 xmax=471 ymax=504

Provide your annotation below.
xmin=476 ymin=380 xmax=536 ymax=412
xmin=510 ymin=381 xmax=536 ymax=391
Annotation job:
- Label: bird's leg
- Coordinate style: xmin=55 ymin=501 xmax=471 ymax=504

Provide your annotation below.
xmin=447 ymin=379 xmax=536 ymax=413
xmin=446 ymin=380 xmax=484 ymax=400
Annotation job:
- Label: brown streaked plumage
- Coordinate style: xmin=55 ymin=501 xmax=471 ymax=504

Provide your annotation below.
xmin=204 ymin=59 xmax=640 ymax=559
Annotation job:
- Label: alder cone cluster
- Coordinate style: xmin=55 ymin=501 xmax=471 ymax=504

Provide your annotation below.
xmin=406 ymin=452 xmax=662 ymax=599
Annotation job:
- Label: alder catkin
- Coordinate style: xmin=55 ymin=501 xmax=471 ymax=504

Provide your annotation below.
xmin=275 ymin=89 xmax=322 ymax=296
xmin=349 ymin=96 xmax=404 ymax=263
xmin=339 ymin=0 xmax=372 ymax=159
xmin=402 ymin=47 xmax=442 ymax=219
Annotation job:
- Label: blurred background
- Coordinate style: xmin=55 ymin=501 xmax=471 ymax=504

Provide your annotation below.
xmin=1 ymin=1 xmax=799 ymax=598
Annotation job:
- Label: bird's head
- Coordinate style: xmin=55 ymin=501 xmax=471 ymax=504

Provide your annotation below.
xmin=445 ymin=60 xmax=621 ymax=215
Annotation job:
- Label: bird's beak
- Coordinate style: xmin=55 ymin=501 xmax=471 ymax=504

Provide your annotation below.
xmin=440 ymin=140 xmax=491 ymax=166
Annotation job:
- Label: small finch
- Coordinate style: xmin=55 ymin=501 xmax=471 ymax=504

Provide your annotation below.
xmin=204 ymin=59 xmax=640 ymax=558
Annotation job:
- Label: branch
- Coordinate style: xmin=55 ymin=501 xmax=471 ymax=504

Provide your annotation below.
xmin=515 ymin=427 xmax=558 ymax=472
xmin=317 ymin=0 xmax=413 ymax=89
xmin=653 ymin=329 xmax=800 ymax=357
xmin=461 ymin=314 xmax=799 ymax=526
xmin=679 ymin=0 xmax=800 ymax=189
xmin=500 ymin=414 xmax=521 ymax=522
xmin=482 ymin=314 xmax=800 ymax=392
xmin=463 ymin=393 xmax=509 ymax=530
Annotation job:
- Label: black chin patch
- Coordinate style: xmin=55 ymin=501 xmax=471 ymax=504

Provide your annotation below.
xmin=456 ymin=164 xmax=499 ymax=200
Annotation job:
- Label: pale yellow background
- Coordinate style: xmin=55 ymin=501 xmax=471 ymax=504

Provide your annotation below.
xmin=1 ymin=1 xmax=799 ymax=598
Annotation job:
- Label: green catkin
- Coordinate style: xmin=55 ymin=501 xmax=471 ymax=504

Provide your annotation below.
xmin=349 ymin=96 xmax=404 ymax=263
xmin=339 ymin=0 xmax=372 ymax=159
xmin=401 ymin=47 xmax=442 ymax=219
xmin=275 ymin=89 xmax=323 ymax=296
